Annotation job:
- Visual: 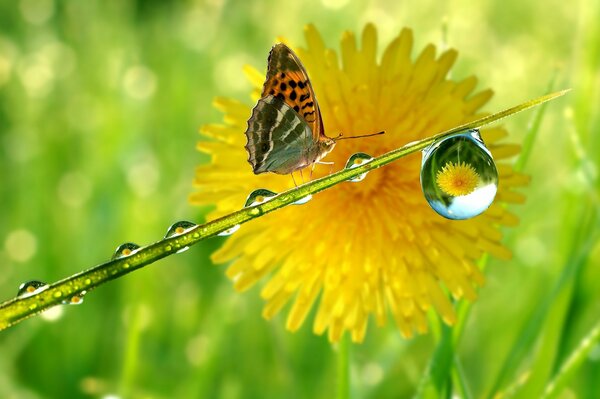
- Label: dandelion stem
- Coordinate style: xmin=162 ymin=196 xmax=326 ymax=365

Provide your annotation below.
xmin=0 ymin=90 xmax=568 ymax=331
xmin=337 ymin=334 xmax=351 ymax=399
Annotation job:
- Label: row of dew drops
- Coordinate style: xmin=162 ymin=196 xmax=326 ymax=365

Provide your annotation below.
xmin=16 ymin=129 xmax=497 ymax=306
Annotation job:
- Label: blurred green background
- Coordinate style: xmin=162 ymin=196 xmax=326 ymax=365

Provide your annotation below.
xmin=0 ymin=0 xmax=598 ymax=398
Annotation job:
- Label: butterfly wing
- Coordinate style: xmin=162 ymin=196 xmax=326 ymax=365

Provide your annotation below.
xmin=245 ymin=95 xmax=315 ymax=175
xmin=261 ymin=43 xmax=324 ymax=141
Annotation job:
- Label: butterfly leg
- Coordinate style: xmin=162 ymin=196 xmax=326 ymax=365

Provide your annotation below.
xmin=291 ymin=172 xmax=298 ymax=187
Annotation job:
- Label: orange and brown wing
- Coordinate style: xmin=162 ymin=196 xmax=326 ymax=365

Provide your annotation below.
xmin=260 ymin=43 xmax=324 ymax=140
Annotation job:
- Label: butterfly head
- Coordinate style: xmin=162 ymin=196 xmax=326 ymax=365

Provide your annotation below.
xmin=320 ymin=136 xmax=337 ymax=152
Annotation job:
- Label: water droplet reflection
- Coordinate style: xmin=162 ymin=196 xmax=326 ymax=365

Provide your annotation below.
xmin=345 ymin=152 xmax=374 ymax=182
xmin=165 ymin=221 xmax=197 ymax=238
xmin=218 ymin=225 xmax=240 ymax=236
xmin=244 ymin=188 xmax=277 ymax=207
xmin=112 ymin=242 xmax=141 ymax=259
xmin=17 ymin=280 xmax=48 ymax=297
xmin=420 ymin=129 xmax=498 ymax=220
xmin=63 ymin=290 xmax=87 ymax=305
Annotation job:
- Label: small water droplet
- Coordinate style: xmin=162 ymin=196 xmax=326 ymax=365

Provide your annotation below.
xmin=420 ymin=129 xmax=498 ymax=220
xmin=17 ymin=280 xmax=48 ymax=298
xmin=345 ymin=152 xmax=374 ymax=182
xmin=112 ymin=242 xmax=141 ymax=259
xmin=218 ymin=224 xmax=240 ymax=236
xmin=63 ymin=290 xmax=87 ymax=305
xmin=164 ymin=221 xmax=198 ymax=238
xmin=176 ymin=246 xmax=190 ymax=254
xmin=244 ymin=188 xmax=278 ymax=207
xmin=293 ymin=194 xmax=313 ymax=205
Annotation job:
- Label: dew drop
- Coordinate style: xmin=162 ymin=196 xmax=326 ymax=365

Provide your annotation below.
xmin=244 ymin=188 xmax=278 ymax=207
xmin=112 ymin=242 xmax=141 ymax=259
xmin=218 ymin=224 xmax=240 ymax=236
xmin=63 ymin=290 xmax=87 ymax=305
xmin=345 ymin=152 xmax=374 ymax=182
xmin=17 ymin=280 xmax=48 ymax=298
xmin=293 ymin=194 xmax=312 ymax=205
xmin=420 ymin=129 xmax=498 ymax=220
xmin=176 ymin=246 xmax=190 ymax=254
xmin=164 ymin=221 xmax=198 ymax=238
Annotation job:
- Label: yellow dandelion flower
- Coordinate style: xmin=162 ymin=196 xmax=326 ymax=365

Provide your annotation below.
xmin=190 ymin=24 xmax=530 ymax=343
xmin=436 ymin=161 xmax=480 ymax=196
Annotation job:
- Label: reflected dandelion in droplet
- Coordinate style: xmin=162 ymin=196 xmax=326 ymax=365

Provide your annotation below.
xmin=164 ymin=221 xmax=198 ymax=238
xmin=64 ymin=290 xmax=87 ymax=305
xmin=17 ymin=280 xmax=48 ymax=298
xmin=344 ymin=152 xmax=374 ymax=182
xmin=244 ymin=189 xmax=278 ymax=207
xmin=421 ymin=129 xmax=498 ymax=220
xmin=112 ymin=242 xmax=141 ymax=259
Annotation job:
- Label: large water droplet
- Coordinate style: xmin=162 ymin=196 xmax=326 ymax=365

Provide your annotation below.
xmin=218 ymin=224 xmax=240 ymax=236
xmin=17 ymin=280 xmax=48 ymax=297
xmin=344 ymin=152 xmax=374 ymax=182
xmin=165 ymin=221 xmax=198 ymax=238
xmin=244 ymin=189 xmax=278 ymax=207
xmin=113 ymin=242 xmax=141 ymax=259
xmin=420 ymin=129 xmax=498 ymax=220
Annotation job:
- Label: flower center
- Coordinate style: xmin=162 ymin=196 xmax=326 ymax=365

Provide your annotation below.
xmin=436 ymin=161 xmax=480 ymax=196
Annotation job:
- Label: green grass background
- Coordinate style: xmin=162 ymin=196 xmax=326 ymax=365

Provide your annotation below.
xmin=0 ymin=0 xmax=598 ymax=398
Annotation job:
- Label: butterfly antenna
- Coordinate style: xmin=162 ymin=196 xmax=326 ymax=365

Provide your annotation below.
xmin=334 ymin=131 xmax=385 ymax=140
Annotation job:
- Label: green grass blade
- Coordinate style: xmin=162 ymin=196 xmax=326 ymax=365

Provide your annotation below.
xmin=486 ymin=203 xmax=598 ymax=398
xmin=414 ymin=322 xmax=454 ymax=399
xmin=452 ymin=356 xmax=473 ymax=399
xmin=337 ymin=334 xmax=351 ymax=399
xmin=514 ymin=69 xmax=560 ymax=172
xmin=542 ymin=319 xmax=600 ymax=399
xmin=0 ymin=91 xmax=568 ymax=332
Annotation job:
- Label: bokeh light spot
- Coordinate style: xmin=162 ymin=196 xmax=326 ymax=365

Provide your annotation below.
xmin=4 ymin=229 xmax=38 ymax=263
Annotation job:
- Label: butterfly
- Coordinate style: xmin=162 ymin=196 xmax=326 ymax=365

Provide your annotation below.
xmin=244 ymin=43 xmax=382 ymax=176
xmin=244 ymin=43 xmax=331 ymax=175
